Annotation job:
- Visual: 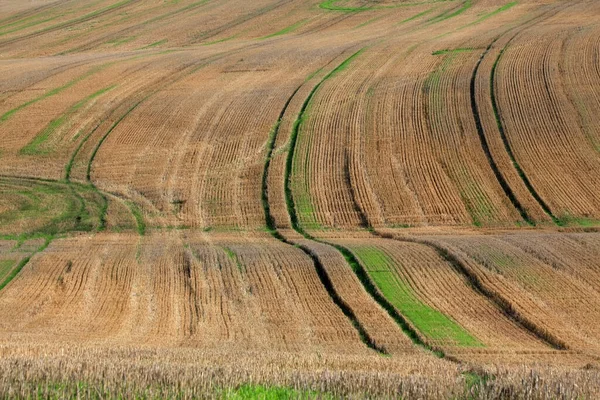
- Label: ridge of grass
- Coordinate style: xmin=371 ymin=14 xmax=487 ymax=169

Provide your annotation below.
xmin=126 ymin=201 xmax=145 ymax=236
xmin=432 ymin=47 xmax=474 ymax=55
xmin=0 ymin=235 xmax=52 ymax=292
xmin=0 ymin=65 xmax=108 ymax=124
xmin=20 ymin=85 xmax=116 ymax=155
xmin=428 ymin=0 xmax=471 ymax=24
xmin=463 ymin=1 xmax=517 ymax=28
xmin=278 ymin=49 xmax=449 ymax=357
xmin=352 ymin=246 xmax=483 ymax=346
xmin=260 ymin=55 xmax=387 ymax=354
xmin=261 ymin=20 xmax=307 ymax=39
xmin=139 ymin=39 xmax=168 ymax=49
xmin=320 ymin=0 xmax=452 ymax=12
xmin=400 ymin=6 xmax=437 ymax=24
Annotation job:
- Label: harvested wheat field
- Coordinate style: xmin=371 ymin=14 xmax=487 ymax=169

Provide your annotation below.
xmin=1 ymin=0 xmax=600 ymax=398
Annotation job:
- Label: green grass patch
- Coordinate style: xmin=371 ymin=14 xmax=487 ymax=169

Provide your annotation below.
xmin=432 ymin=47 xmax=474 ymax=55
xmin=352 ymin=246 xmax=483 ymax=347
xmin=126 ymin=201 xmax=146 ymax=236
xmin=261 ymin=20 xmax=307 ymax=39
xmin=320 ymin=0 xmax=448 ymax=12
xmin=222 ymin=247 xmax=244 ymax=273
xmin=140 ymin=39 xmax=168 ymax=49
xmin=220 ymin=384 xmax=330 ymax=399
xmin=27 ymin=0 xmax=135 ymax=38
xmin=354 ymin=15 xmax=383 ymax=29
xmin=203 ymin=35 xmax=238 ymax=46
xmin=400 ymin=6 xmax=437 ymax=23
xmin=106 ymin=36 xmax=137 ymax=46
xmin=0 ymin=259 xmax=15 ymax=280
xmin=0 ymin=179 xmax=104 ymax=238
xmin=286 ymin=50 xmax=363 ymax=234
xmin=0 ymin=15 xmax=60 ymax=37
xmin=0 ymin=236 xmax=52 ymax=292
xmin=1 ymin=65 xmax=109 ymax=124
xmin=463 ymin=1 xmax=517 ymax=28
xmin=20 ymin=85 xmax=116 ymax=155
xmin=428 ymin=0 xmax=471 ymax=23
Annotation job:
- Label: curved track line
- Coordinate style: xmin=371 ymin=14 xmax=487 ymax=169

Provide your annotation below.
xmin=261 ymin=54 xmax=387 ymax=354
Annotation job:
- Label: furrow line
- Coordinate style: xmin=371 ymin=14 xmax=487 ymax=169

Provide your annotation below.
xmin=470 ymin=40 xmax=535 ymax=225
xmin=261 ymin=53 xmax=386 ymax=355
xmin=490 ymin=47 xmax=562 ymax=225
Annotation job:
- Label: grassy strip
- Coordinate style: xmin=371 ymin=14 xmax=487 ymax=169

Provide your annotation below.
xmin=415 ymin=238 xmax=568 ymax=350
xmin=139 ymin=39 xmax=168 ymax=49
xmin=279 ymin=50 xmax=448 ymax=356
xmin=261 ymin=58 xmax=385 ymax=354
xmin=222 ymin=247 xmax=244 ymax=273
xmin=400 ymin=6 xmax=437 ymax=24
xmin=20 ymin=85 xmax=116 ymax=155
xmin=432 ymin=47 xmax=474 ymax=55
xmin=469 ymin=42 xmax=534 ymax=225
xmin=284 ymin=50 xmax=363 ymax=233
xmin=463 ymin=1 xmax=517 ymax=28
xmin=86 ymin=99 xmax=146 ymax=182
xmin=371 ymin=230 xmax=569 ymax=351
xmin=320 ymin=0 xmax=449 ymax=12
xmin=0 ymin=260 xmax=15 ymax=281
xmin=0 ymin=235 xmax=52 ymax=292
xmin=428 ymin=0 xmax=470 ymax=23
xmin=0 ymin=15 xmax=59 ymax=37
xmin=19 ymin=382 xmax=333 ymax=399
xmin=0 ymin=178 xmax=102 ymax=237
xmin=261 ymin=20 xmax=307 ymax=39
xmin=8 ymin=0 xmax=135 ymax=42
xmin=202 ymin=35 xmax=238 ymax=46
xmin=0 ymin=65 xmax=108 ymax=124
xmin=352 ymin=246 xmax=482 ymax=346
xmin=490 ymin=48 xmax=562 ymax=225
xmin=126 ymin=201 xmax=145 ymax=236
xmin=330 ymin=241 xmax=443 ymax=356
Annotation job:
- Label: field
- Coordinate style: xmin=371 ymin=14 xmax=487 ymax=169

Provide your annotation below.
xmin=1 ymin=0 xmax=600 ymax=397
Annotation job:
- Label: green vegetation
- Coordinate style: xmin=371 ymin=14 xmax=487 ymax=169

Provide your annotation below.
xmin=463 ymin=2 xmax=517 ymax=27
xmin=320 ymin=0 xmax=450 ymax=12
xmin=0 ymin=179 xmax=104 ymax=238
xmin=0 ymin=236 xmax=52 ymax=292
xmin=400 ymin=6 xmax=437 ymax=23
xmin=0 ymin=65 xmax=108 ymax=124
xmin=223 ymin=247 xmax=244 ymax=273
xmin=220 ymin=384 xmax=331 ymax=399
xmin=0 ymin=14 xmax=60 ymax=37
xmin=352 ymin=246 xmax=482 ymax=346
xmin=280 ymin=50 xmax=450 ymax=356
xmin=23 ymin=0 xmax=135 ymax=39
xmin=286 ymin=50 xmax=363 ymax=232
xmin=20 ymin=85 xmax=116 ymax=155
xmin=140 ymin=39 xmax=168 ymax=49
xmin=8 ymin=382 xmax=333 ymax=399
xmin=107 ymin=36 xmax=137 ymax=46
xmin=432 ymin=47 xmax=474 ymax=55
xmin=261 ymin=20 xmax=307 ymax=39
xmin=126 ymin=201 xmax=146 ymax=236
xmin=428 ymin=0 xmax=471 ymax=24
xmin=490 ymin=49 xmax=562 ymax=226
xmin=0 ymin=259 xmax=15 ymax=280
xmin=203 ymin=35 xmax=237 ymax=46
xmin=463 ymin=370 xmax=493 ymax=398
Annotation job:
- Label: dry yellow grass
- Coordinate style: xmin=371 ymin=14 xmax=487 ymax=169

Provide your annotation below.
xmin=1 ymin=0 xmax=600 ymax=397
